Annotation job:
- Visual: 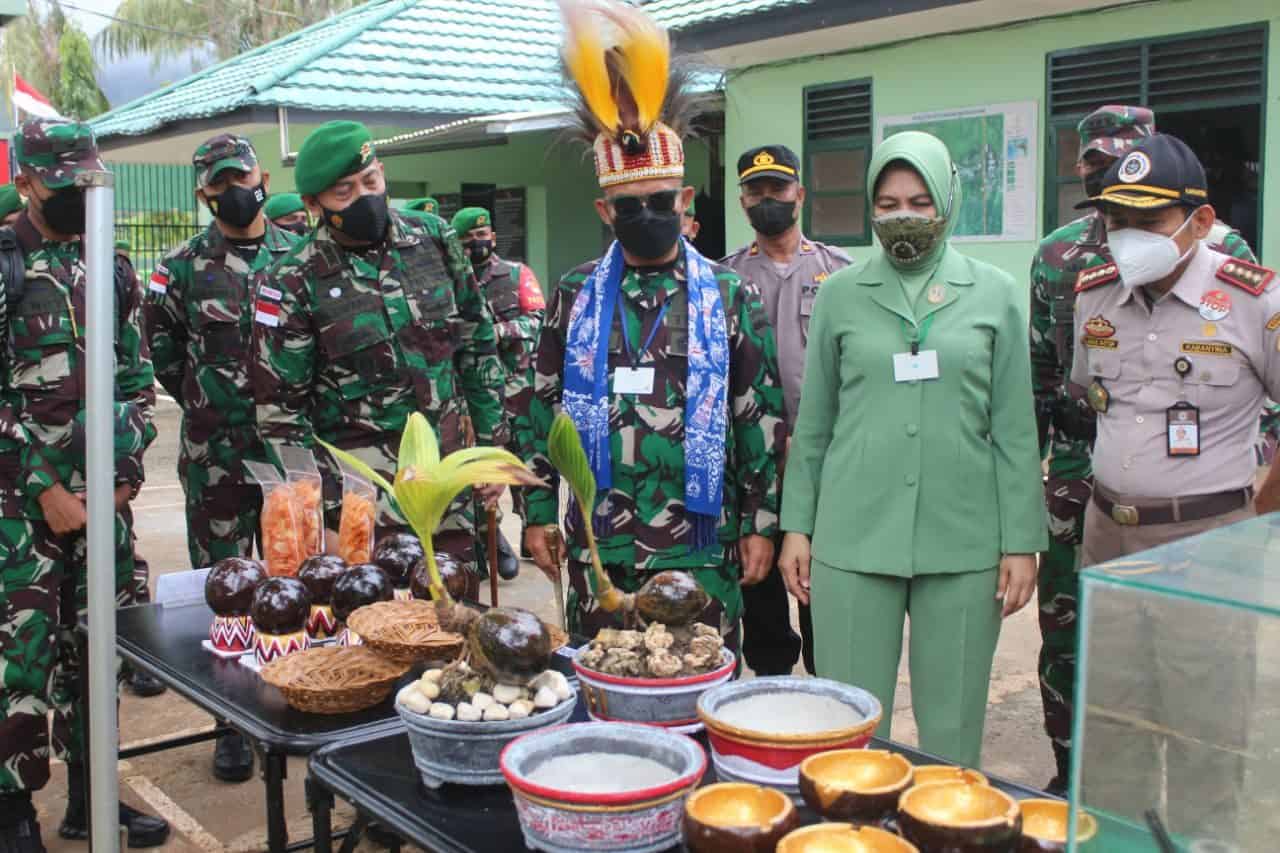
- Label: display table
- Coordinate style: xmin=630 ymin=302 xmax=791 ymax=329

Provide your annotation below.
xmin=116 ymin=602 xmax=407 ymax=853
xmin=307 ymin=725 xmax=1053 ymax=853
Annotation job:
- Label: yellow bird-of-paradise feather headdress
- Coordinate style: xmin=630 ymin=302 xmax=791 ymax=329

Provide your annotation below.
xmin=558 ymin=0 xmax=697 ymax=189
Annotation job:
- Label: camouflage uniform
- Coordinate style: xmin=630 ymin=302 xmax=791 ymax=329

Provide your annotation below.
xmin=519 ymin=248 xmax=785 ymax=638
xmin=252 ymin=210 xmax=506 ymax=567
xmin=146 ymin=221 xmax=299 ymax=569
xmin=1031 ymin=188 xmax=1255 ymax=780
xmin=0 ymin=121 xmax=155 ymax=791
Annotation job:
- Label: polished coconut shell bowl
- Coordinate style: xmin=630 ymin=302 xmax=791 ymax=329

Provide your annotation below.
xmin=1017 ymin=799 xmax=1097 ymax=851
xmin=683 ymin=782 xmax=799 ymax=853
xmin=777 ymin=823 xmax=919 ymax=852
xmin=911 ymin=765 xmax=989 ymax=788
xmin=799 ymin=749 xmax=914 ymax=822
xmin=898 ymin=781 xmax=1020 ymax=852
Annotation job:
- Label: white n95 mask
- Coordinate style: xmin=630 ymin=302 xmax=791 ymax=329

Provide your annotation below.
xmin=1107 ymin=213 xmax=1196 ymax=288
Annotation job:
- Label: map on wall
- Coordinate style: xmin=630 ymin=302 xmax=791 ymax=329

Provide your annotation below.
xmin=878 ymin=101 xmax=1037 ymax=242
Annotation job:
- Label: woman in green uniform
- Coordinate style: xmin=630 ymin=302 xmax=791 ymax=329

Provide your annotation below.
xmin=778 ymin=131 xmax=1046 ymax=767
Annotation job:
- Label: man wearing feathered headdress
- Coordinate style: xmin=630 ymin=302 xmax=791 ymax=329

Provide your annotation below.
xmin=517 ymin=0 xmax=785 ymax=642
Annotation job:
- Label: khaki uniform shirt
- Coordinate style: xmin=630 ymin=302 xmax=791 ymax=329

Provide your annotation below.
xmin=722 ymin=237 xmax=851 ymax=429
xmin=1071 ymin=246 xmax=1280 ymax=498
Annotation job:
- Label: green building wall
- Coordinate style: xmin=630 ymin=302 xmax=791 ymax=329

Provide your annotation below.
xmin=720 ymin=0 xmax=1279 ymax=279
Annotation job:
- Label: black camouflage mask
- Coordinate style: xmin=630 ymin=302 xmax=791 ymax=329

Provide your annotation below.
xmin=42 ymin=186 xmax=87 ymax=235
xmin=872 ymin=211 xmax=948 ymax=269
xmin=323 ymin=193 xmax=389 ymax=244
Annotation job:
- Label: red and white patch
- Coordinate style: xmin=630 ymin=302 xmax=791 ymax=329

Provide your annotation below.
xmin=254 ymin=300 xmax=281 ymax=327
xmin=148 ymin=265 xmax=170 ymax=295
xmin=257 ymin=284 xmax=282 ymax=302
xmin=1199 ymin=289 xmax=1231 ymax=322
xmin=517 ymin=265 xmax=545 ymax=313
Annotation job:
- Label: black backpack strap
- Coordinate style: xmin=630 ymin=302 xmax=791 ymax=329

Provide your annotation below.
xmin=0 ymin=227 xmax=27 ymax=364
xmin=113 ymin=253 xmax=135 ymax=324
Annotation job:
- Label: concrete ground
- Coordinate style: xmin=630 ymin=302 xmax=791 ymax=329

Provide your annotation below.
xmin=33 ymin=398 xmax=1056 ymax=852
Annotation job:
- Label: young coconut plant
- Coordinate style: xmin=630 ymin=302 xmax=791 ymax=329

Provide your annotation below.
xmin=548 ymin=413 xmax=710 ymax=626
xmin=320 ymin=414 xmax=554 ymax=684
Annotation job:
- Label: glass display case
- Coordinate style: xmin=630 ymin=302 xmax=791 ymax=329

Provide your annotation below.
xmin=1070 ymin=513 xmax=1280 ymax=851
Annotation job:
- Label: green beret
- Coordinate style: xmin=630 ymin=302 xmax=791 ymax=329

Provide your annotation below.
xmin=451 ymin=206 xmax=491 ymax=235
xmin=294 ymin=121 xmax=375 ymax=196
xmin=114 ymin=239 xmax=130 ymax=252
xmin=0 ymin=185 xmax=24 ymax=218
xmin=404 ymin=197 xmax=439 ymax=215
xmin=264 ymin=192 xmax=305 ymax=220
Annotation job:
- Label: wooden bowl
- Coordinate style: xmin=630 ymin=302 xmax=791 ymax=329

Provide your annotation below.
xmin=899 ymin=781 xmax=1020 ymax=852
xmin=1017 ymin=799 xmax=1098 ymax=851
xmin=911 ymin=765 xmax=989 ymax=788
xmin=777 ymin=823 xmax=919 ymax=852
xmin=799 ymin=749 xmax=914 ymax=822
xmin=684 ymin=782 xmax=799 ymax=853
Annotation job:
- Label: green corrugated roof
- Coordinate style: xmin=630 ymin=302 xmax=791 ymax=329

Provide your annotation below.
xmin=91 ymin=0 xmax=745 ymax=140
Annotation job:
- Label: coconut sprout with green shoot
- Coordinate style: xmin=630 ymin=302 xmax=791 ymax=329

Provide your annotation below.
xmin=320 ymin=413 xmax=549 ymax=680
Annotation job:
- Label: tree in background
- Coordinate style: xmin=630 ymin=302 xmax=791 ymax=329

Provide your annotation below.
xmin=0 ymin=0 xmax=111 ymax=120
xmin=99 ymin=0 xmax=362 ymax=65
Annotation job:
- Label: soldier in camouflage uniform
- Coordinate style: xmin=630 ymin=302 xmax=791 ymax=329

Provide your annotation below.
xmin=1030 ymin=105 xmax=1257 ymax=793
xmin=522 ymin=3 xmax=784 ymax=643
xmin=253 ymin=122 xmax=506 ymax=575
xmin=0 ymin=187 xmax=23 ymax=228
xmin=146 ymin=134 xmax=299 ymax=782
xmin=0 ymin=119 xmax=167 ymax=851
xmin=452 ymin=206 xmax=544 ymax=580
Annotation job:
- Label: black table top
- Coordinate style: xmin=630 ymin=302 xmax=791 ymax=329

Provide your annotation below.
xmin=116 ymin=602 xmax=406 ymax=753
xmin=309 ymin=725 xmax=1053 ymax=853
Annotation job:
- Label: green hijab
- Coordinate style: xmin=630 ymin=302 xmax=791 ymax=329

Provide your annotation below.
xmin=867 ymin=131 xmax=961 ymax=271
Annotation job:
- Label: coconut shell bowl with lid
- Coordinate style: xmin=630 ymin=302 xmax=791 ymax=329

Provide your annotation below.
xmin=330 ymin=563 xmax=394 ymax=646
xmin=897 ymin=780 xmax=1022 ymax=852
xmin=297 ymin=555 xmax=347 ymax=641
xmin=371 ymin=533 xmax=423 ymax=601
xmin=205 ymin=557 xmax=267 ymax=653
xmin=251 ymin=577 xmax=312 ymax=666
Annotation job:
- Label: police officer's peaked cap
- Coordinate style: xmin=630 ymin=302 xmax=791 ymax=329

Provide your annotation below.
xmin=737 ymin=145 xmax=800 ymax=184
xmin=295 ymin=121 xmax=376 ymax=196
xmin=1076 ymin=133 xmax=1208 ymax=211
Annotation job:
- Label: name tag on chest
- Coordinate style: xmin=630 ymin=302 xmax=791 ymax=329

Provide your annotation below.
xmin=613 ymin=366 xmax=655 ymax=395
xmin=893 ymin=350 xmax=940 ymax=382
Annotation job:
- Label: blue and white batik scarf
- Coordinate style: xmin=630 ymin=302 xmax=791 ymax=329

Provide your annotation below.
xmin=562 ymin=238 xmax=729 ymax=551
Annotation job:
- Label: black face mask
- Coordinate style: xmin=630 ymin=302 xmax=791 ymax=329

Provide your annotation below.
xmin=323 ymin=193 xmax=390 ymax=244
xmin=210 ymin=182 xmax=266 ymax=229
xmin=465 ymin=238 xmax=494 ymax=266
xmin=612 ymin=208 xmax=681 ymax=261
xmin=42 ymin=186 xmax=86 ymax=235
xmin=1083 ymin=169 xmax=1107 ymax=200
xmin=746 ymin=197 xmax=797 ymax=237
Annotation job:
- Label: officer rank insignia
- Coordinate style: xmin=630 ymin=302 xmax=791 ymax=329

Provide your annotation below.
xmin=1075 ymin=263 xmax=1119 ymax=292
xmin=1216 ymin=259 xmax=1275 ymax=296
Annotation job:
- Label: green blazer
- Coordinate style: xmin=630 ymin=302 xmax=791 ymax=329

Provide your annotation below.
xmin=781 ymin=246 xmax=1047 ymax=576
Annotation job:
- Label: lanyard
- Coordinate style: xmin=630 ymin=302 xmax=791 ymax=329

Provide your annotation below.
xmin=900 ymin=314 xmax=935 ymax=356
xmin=617 ymin=296 xmax=670 ymax=369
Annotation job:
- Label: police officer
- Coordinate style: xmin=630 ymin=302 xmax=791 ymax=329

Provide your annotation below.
xmin=146 ymin=133 xmax=299 ymax=781
xmin=722 ymin=144 xmax=850 ymax=676
xmin=1029 ymin=105 xmax=1258 ymax=793
xmin=264 ymin=192 xmax=309 ymax=234
xmin=0 ymin=118 xmax=167 ymax=851
xmin=253 ymin=121 xmax=506 ymax=577
xmin=0 ymin=186 xmax=24 ymax=227
xmin=451 ymin=206 xmax=544 ymax=580
xmin=1072 ymin=133 xmax=1278 ymax=840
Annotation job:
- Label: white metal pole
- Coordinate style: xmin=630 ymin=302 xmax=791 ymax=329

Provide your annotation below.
xmin=80 ymin=169 xmax=120 ymax=853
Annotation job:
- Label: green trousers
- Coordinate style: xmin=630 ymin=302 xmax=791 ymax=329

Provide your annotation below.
xmin=811 ymin=560 xmax=1001 ymax=769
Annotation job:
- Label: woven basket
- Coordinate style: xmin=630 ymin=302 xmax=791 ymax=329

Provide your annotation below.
xmin=260 ymin=646 xmax=410 ymax=714
xmin=346 ymin=599 xmax=465 ymax=665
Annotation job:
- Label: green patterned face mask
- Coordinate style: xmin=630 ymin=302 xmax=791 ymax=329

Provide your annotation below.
xmin=872 ymin=211 xmax=948 ymax=268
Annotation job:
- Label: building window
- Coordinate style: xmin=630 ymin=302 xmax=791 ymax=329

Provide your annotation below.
xmin=803 ymin=78 xmax=872 ymax=246
xmin=1044 ymin=24 xmax=1267 ymax=252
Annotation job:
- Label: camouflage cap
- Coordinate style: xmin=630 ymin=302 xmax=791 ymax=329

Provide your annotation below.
xmin=1077 ymin=105 xmax=1156 ymax=160
xmin=451 ymin=206 xmax=490 ymax=235
xmin=193 ymin=133 xmax=258 ymax=189
xmin=404 ymin=196 xmax=439 ymax=215
xmin=13 ymin=119 xmax=105 ymax=189
xmin=0 ymin=184 xmax=24 ymax=218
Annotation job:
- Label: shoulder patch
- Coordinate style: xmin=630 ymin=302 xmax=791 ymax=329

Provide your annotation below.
xmin=148 ymin=265 xmax=169 ymax=295
xmin=517 ymin=264 xmax=545 ymax=313
xmin=1075 ymin=263 xmax=1119 ymax=293
xmin=1266 ymin=312 xmax=1280 ymax=332
xmin=1216 ymin=258 xmax=1275 ymax=296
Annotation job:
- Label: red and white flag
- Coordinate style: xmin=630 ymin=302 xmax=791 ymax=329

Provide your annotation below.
xmin=13 ymin=73 xmax=62 ymax=120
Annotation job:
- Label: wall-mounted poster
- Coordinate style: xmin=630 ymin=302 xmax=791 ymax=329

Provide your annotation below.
xmin=878 ymin=101 xmax=1037 ymax=242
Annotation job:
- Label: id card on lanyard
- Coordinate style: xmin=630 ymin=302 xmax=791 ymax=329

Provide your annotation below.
xmin=894 ymin=314 xmax=939 ymax=383
xmin=612 ymin=297 xmax=668 ymax=396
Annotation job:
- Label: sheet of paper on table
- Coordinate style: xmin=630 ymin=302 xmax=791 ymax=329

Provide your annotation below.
xmin=157 ymin=568 xmax=211 ymax=608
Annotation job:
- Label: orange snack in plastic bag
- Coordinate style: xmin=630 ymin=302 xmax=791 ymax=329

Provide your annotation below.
xmin=338 ymin=490 xmax=376 ymax=565
xmin=292 ymin=479 xmax=323 ymax=557
xmin=262 ymin=486 xmax=307 ymax=577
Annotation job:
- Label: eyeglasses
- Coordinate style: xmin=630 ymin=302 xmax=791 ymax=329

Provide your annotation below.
xmin=609 ymin=190 xmax=680 ymax=217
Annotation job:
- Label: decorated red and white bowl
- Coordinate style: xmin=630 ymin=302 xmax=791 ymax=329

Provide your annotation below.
xmin=697 ymin=677 xmax=882 ymax=798
xmin=254 ymin=629 xmax=310 ymax=666
xmin=501 ymin=721 xmax=706 ymax=853
xmin=210 ymin=614 xmax=255 ymax=653
xmin=306 ymin=604 xmax=338 ymax=641
xmin=572 ymin=647 xmax=735 ymax=733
